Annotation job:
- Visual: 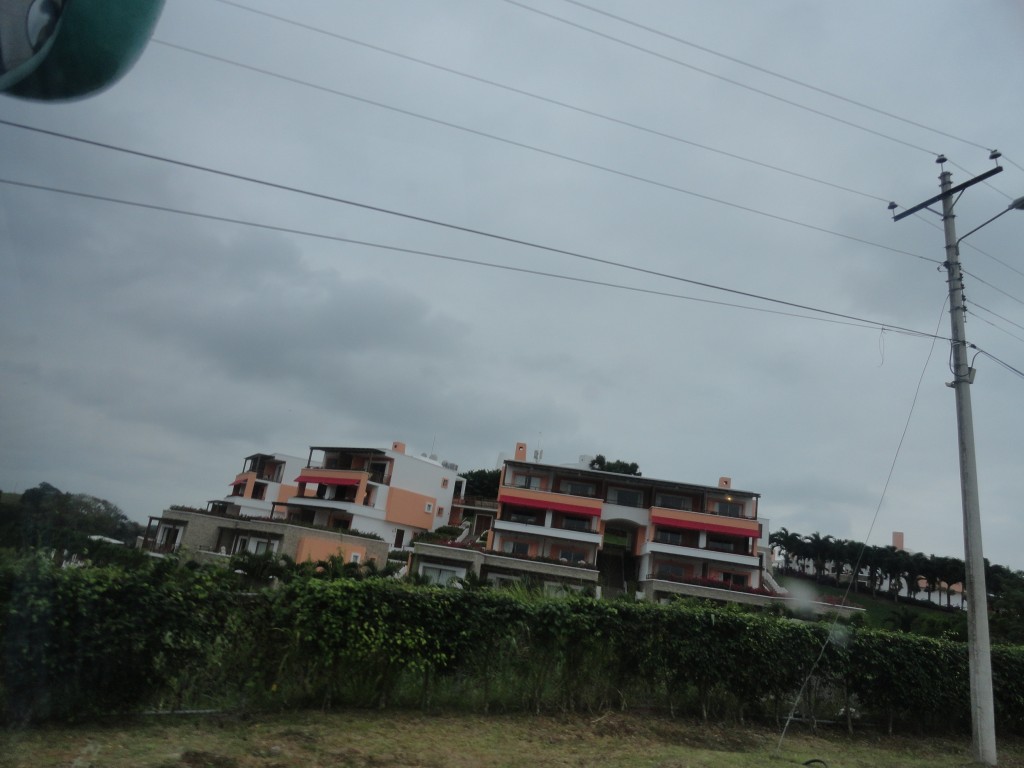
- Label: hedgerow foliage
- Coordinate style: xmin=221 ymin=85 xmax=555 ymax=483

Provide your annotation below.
xmin=1 ymin=552 xmax=1021 ymax=734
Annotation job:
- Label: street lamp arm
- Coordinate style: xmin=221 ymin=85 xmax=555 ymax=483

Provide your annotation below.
xmin=955 ymin=195 xmax=1024 ymax=249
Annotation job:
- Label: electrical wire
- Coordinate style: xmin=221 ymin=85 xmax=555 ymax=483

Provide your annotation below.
xmin=545 ymin=0 xmax=1024 ymax=184
xmin=144 ymin=42 xmax=932 ymax=267
xmin=0 ymin=176 xmax=944 ymax=340
xmin=775 ymin=296 xmax=948 ymax=755
xmin=0 ymin=119 xmax=944 ymax=329
xmin=963 ymin=269 xmax=1024 ymax=309
xmin=968 ymin=308 xmax=1024 ymax=346
xmin=557 ymin=0 xmax=994 ymax=155
xmin=973 ymin=347 xmax=1024 ymax=380
xmin=970 ymin=303 xmax=1024 ymax=334
xmin=501 ymin=0 xmax=940 ymax=156
xmin=912 ymin=213 xmax=1024 ymax=282
xmin=210 ymin=0 xmax=891 ymax=205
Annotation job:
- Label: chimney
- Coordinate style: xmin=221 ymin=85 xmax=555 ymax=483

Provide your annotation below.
xmin=893 ymin=531 xmax=905 ymax=551
xmin=514 ymin=442 xmax=528 ymax=461
xmin=392 ymin=441 xmax=406 ymax=454
xmin=718 ymin=476 xmax=732 ymax=489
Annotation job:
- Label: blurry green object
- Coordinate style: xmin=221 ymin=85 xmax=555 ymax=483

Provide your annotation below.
xmin=0 ymin=0 xmax=164 ymax=100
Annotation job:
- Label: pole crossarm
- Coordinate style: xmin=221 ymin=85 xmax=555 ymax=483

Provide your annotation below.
xmin=892 ymin=165 xmax=1002 ymax=221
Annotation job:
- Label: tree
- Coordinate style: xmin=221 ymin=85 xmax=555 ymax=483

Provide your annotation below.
xmin=588 ymin=455 xmax=641 ymax=476
xmin=831 ymin=539 xmax=861 ymax=590
xmin=769 ymin=527 xmax=801 ymax=572
xmin=0 ymin=482 xmax=143 ymax=550
xmin=803 ymin=532 xmax=835 ymax=583
xmin=461 ymin=469 xmax=500 ymax=500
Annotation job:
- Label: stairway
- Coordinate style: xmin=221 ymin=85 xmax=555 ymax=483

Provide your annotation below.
xmin=597 ymin=551 xmax=626 ymax=598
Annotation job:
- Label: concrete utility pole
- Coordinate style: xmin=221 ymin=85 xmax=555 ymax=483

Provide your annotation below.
xmin=892 ymin=156 xmax=1004 ymax=767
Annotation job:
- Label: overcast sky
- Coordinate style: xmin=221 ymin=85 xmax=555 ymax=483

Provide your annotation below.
xmin=2 ymin=1 xmax=1023 ymax=568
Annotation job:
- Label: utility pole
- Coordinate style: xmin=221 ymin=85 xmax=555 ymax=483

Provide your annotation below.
xmin=893 ymin=156 xmax=1001 ymax=766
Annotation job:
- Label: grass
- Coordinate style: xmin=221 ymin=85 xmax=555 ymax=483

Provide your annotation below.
xmin=4 ymin=711 xmax=1024 ymax=768
xmin=775 ymin=573 xmax=962 ymax=631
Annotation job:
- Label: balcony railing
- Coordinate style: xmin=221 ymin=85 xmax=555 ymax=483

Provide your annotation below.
xmin=644 ymin=572 xmax=772 ymax=596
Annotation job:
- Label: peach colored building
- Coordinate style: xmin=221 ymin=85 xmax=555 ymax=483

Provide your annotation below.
xmin=143 ymin=441 xmax=459 ymax=564
xmin=414 ymin=442 xmax=768 ymax=602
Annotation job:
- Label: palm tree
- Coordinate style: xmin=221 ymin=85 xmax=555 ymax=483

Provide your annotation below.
xmin=920 ymin=554 xmax=942 ymax=604
xmin=938 ymin=556 xmax=965 ymax=609
xmin=359 ymin=558 xmax=402 ymax=579
xmin=909 ymin=557 xmax=933 ymax=606
xmin=803 ymin=532 xmax=835 ymax=583
xmin=831 ymin=539 xmax=860 ymax=589
xmin=880 ymin=546 xmax=907 ymax=602
xmin=861 ymin=545 xmax=885 ymax=597
xmin=769 ymin=527 xmax=802 ymax=573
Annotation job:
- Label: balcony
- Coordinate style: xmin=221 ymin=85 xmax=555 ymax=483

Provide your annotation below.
xmin=498 ymin=485 xmax=604 ymax=517
xmin=493 ymin=518 xmax=602 ymax=545
xmin=414 ymin=542 xmax=600 ymax=583
xmin=642 ymin=539 xmax=758 ymax=567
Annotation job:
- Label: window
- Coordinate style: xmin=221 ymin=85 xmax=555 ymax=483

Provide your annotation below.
xmin=654 ymin=528 xmax=684 ymax=547
xmin=654 ymin=528 xmax=699 ymax=548
xmin=441 ymin=478 xmax=449 ymax=489
xmin=706 ymin=536 xmax=742 ymax=553
xmin=562 ymin=516 xmax=591 ymax=532
xmin=252 ymin=482 xmax=267 ymax=500
xmin=436 ymin=505 xmax=444 ymax=517
xmin=722 ymin=573 xmax=748 ymax=587
xmin=421 ymin=565 xmax=458 ymax=585
xmin=508 ymin=511 xmax=540 ymax=525
xmin=350 ymin=552 xmax=361 ymax=564
xmin=513 ymin=474 xmax=542 ymax=489
xmin=655 ymin=493 xmax=692 ymax=511
xmin=656 ymin=562 xmax=687 ymax=580
xmin=563 ymin=481 xmax=595 ymax=497
xmin=716 ymin=501 xmax=743 ymax=518
xmin=558 ymin=548 xmax=586 ymax=563
xmin=394 ymin=529 xmax=405 ymax=548
xmin=231 ymin=483 xmax=245 ymax=497
xmin=425 ymin=502 xmax=433 ymax=513
xmin=503 ymin=540 xmax=529 ymax=556
xmin=608 ymin=488 xmax=642 ymax=507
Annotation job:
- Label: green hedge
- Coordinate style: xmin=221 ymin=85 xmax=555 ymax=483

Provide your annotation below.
xmin=3 ymin=557 xmax=1022 ymax=733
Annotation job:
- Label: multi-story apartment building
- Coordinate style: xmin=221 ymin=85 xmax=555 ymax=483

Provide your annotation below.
xmin=414 ymin=442 xmax=766 ymax=602
xmin=219 ymin=452 xmax=308 ymax=518
xmin=143 ymin=440 xmax=459 ymax=564
xmin=276 ymin=441 xmax=460 ymax=550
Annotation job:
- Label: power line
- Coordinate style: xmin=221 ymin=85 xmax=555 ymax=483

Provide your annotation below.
xmin=970 ymin=303 xmax=1024 ymax=334
xmin=961 ymin=240 xmax=1024 ymax=281
xmin=964 ymin=269 xmax=1024 ymax=309
xmin=543 ymin=0 xmax=1024 ymax=185
xmin=973 ymin=347 xmax=1024 ymax=381
xmin=969 ymin=306 xmax=1024 ymax=345
xmin=0 ymin=175 xmax=945 ymax=341
xmin=558 ymin=0 xmax=995 ymax=155
xmin=911 ymin=212 xmax=1024 ymax=285
xmin=0 ymin=117 xmax=940 ymax=325
xmin=561 ymin=0 xmax=1024 ymax=183
xmin=776 ymin=297 xmax=948 ymax=754
xmin=146 ymin=41 xmax=931 ymax=266
xmin=500 ymin=0 xmax=941 ymax=156
xmin=210 ymin=0 xmax=891 ymax=205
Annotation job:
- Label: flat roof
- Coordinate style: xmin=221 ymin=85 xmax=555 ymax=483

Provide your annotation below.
xmin=308 ymin=446 xmax=387 ymax=455
xmin=503 ymin=459 xmax=760 ymax=498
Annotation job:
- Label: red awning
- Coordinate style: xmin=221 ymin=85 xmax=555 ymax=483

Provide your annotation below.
xmin=499 ymin=493 xmax=601 ymax=517
xmin=229 ymin=479 xmax=246 ymax=485
xmin=295 ymin=475 xmax=360 ymax=486
xmin=651 ymin=515 xmax=756 ymax=538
